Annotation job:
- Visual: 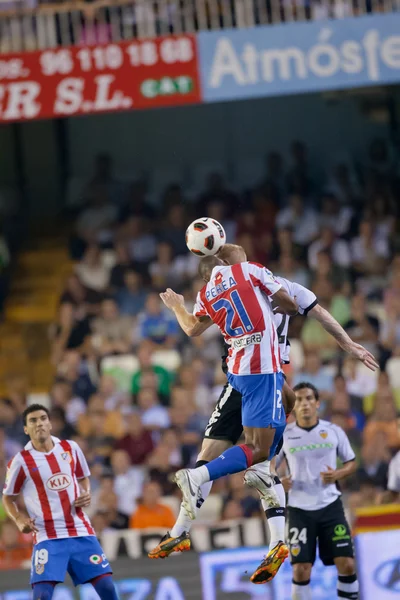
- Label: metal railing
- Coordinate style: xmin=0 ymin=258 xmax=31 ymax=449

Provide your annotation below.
xmin=0 ymin=0 xmax=399 ymax=53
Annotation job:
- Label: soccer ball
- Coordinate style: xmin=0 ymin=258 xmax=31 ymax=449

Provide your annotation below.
xmin=185 ymin=218 xmax=226 ymax=256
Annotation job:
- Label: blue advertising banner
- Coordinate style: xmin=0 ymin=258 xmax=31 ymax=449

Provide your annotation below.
xmin=198 ymin=13 xmax=400 ymax=102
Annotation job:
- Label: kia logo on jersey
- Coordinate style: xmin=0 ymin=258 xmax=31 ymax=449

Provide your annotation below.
xmin=46 ymin=473 xmax=72 ymax=491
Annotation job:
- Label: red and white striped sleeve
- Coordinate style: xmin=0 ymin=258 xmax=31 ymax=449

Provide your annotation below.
xmin=247 ymin=262 xmax=282 ymax=296
xmin=70 ymin=440 xmax=91 ymax=479
xmin=3 ymin=454 xmax=26 ymax=496
xmin=193 ymin=289 xmax=208 ymax=318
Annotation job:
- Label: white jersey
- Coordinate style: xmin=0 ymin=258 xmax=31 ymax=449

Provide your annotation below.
xmin=387 ymin=450 xmax=400 ymax=493
xmin=3 ymin=436 xmax=95 ymax=544
xmin=274 ymin=277 xmax=317 ymax=363
xmin=194 ymin=262 xmax=281 ymax=375
xmin=277 ymin=419 xmax=355 ymax=511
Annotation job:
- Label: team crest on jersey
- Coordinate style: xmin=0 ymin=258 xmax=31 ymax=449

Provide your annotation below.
xmin=290 ymin=544 xmax=301 ymax=557
xmin=61 ymin=451 xmax=72 ymax=463
xmin=319 ymin=430 xmax=328 ymax=439
xmin=35 ymin=563 xmax=45 ymax=575
xmin=90 ymin=554 xmax=103 ymax=564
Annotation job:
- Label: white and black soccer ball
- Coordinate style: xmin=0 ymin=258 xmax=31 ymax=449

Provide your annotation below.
xmin=185 ymin=218 xmax=226 ymax=256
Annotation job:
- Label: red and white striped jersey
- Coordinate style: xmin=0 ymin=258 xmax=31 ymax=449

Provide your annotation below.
xmin=3 ymin=436 xmax=95 ymax=544
xmin=193 ymin=262 xmax=281 ymax=375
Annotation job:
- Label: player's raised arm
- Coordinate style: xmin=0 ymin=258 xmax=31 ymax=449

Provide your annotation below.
xmin=248 ymin=263 xmax=298 ymax=316
xmin=160 ymin=288 xmax=212 ymax=337
xmin=308 ymin=303 xmax=379 ymax=371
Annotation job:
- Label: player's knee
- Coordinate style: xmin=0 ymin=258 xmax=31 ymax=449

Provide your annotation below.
xmin=32 ymin=582 xmax=56 ymax=600
xmin=336 ymin=556 xmax=356 ymax=576
xmin=293 ymin=563 xmax=312 ymax=582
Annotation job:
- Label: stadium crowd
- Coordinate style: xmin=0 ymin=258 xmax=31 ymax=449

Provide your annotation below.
xmin=1 ymin=138 xmax=400 ymax=567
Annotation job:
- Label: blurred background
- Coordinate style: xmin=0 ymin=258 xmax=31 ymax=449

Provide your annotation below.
xmin=0 ymin=1 xmax=400 ymax=599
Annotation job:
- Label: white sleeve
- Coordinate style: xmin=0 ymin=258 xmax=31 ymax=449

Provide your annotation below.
xmin=246 ymin=262 xmax=282 ymax=297
xmin=275 ymin=448 xmax=285 ymax=469
xmin=3 ymin=454 xmax=27 ymax=496
xmin=290 ymin=281 xmax=318 ymax=316
xmin=193 ymin=291 xmax=208 ymax=318
xmin=388 ymin=453 xmax=400 ymax=492
xmin=70 ymin=441 xmax=91 ymax=479
xmin=334 ymin=426 xmax=356 ymax=463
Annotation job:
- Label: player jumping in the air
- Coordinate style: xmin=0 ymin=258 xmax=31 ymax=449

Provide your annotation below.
xmin=277 ymin=383 xmax=359 ymax=600
xmin=160 ymin=255 xmax=298 ymax=581
xmin=151 ymin=243 xmax=377 ymax=584
xmin=2 ymin=404 xmax=119 ymax=600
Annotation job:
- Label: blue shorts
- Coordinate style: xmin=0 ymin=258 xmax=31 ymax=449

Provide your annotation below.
xmin=227 ymin=371 xmax=285 ymax=430
xmin=31 ymin=536 xmax=112 ymax=586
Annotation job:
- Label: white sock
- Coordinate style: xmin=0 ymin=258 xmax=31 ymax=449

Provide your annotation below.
xmin=170 ymin=506 xmax=193 ymax=538
xmin=337 ymin=573 xmax=359 ymax=599
xmin=261 ymin=477 xmax=286 ymax=549
xmin=170 ymin=480 xmax=214 ymax=537
xmin=292 ymin=581 xmax=311 ymax=600
xmin=188 ymin=465 xmax=210 ymax=487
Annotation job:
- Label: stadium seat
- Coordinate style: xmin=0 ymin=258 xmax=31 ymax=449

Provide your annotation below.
xmin=152 ymin=349 xmax=181 ymax=372
xmin=101 ymin=354 xmax=140 ymax=391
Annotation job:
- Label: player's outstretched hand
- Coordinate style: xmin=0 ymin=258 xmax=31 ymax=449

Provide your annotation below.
xmin=320 ymin=466 xmax=337 ymax=484
xmin=160 ymin=289 xmax=185 ymax=311
xmin=15 ymin=515 xmax=39 ymax=534
xmin=281 ymin=475 xmax=293 ymax=492
xmin=74 ymin=491 xmax=91 ymax=508
xmin=348 ymin=342 xmax=379 ymax=372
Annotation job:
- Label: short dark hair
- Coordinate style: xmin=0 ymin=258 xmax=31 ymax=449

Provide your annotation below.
xmin=22 ymin=404 xmax=50 ymax=426
xmin=292 ymin=382 xmax=319 ymax=401
xmin=198 ymin=255 xmax=223 ymax=280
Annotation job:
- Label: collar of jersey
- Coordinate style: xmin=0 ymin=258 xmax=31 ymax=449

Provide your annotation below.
xmin=210 ymin=265 xmax=227 ymax=280
xmin=295 ymin=420 xmax=320 ymax=432
xmin=24 ymin=435 xmax=61 ymax=451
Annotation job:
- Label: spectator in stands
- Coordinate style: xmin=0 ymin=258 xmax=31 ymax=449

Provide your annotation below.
xmin=120 ymin=180 xmax=155 ymax=222
xmin=158 ymin=204 xmax=188 ymax=257
xmin=114 ymin=412 xmax=154 ymax=465
xmin=137 ymin=293 xmax=179 ymax=348
xmin=380 ymin=294 xmax=400 ymax=360
xmin=364 ymin=371 xmax=400 ymax=415
xmin=109 ymin=243 xmax=143 ymax=290
xmin=149 ymin=242 xmax=179 ymax=290
xmin=129 ymin=481 xmax=175 ymax=530
xmin=49 ymin=407 xmax=76 ymax=440
xmin=77 ymin=395 xmax=124 ymax=458
xmin=318 ymin=193 xmax=353 ymax=236
xmin=97 ymin=373 xmax=130 ymax=412
xmin=286 ymin=141 xmax=312 ymax=195
xmin=221 ymin=500 xmax=245 ymax=521
xmin=75 ymin=244 xmax=110 ymax=292
xmin=114 ymin=269 xmax=147 ymax=317
xmin=326 ymin=163 xmax=360 ymax=207
xmin=123 ymin=216 xmax=157 ymax=264
xmin=292 ymin=352 xmax=334 ymax=403
xmin=310 ymin=252 xmax=350 ymax=313
xmin=131 ymin=342 xmax=174 ymax=404
xmin=110 ymin=450 xmax=145 ymax=524
xmin=344 ymin=294 xmax=380 ymax=360
xmin=137 ymin=388 xmax=170 ymax=431
xmin=363 ymin=387 xmax=400 ymax=450
xmin=91 ymin=298 xmax=133 ymax=356
xmin=259 ymin=151 xmax=285 ymax=200
xmin=0 ymin=520 xmax=31 ymax=569
xmin=197 ymin=173 xmax=238 ymax=216
xmin=75 ymin=184 xmax=118 ymax=249
xmin=0 ymin=398 xmax=26 ymax=447
xmin=343 ymin=356 xmax=377 ymax=400
xmin=275 ymin=253 xmax=309 ymax=289
xmin=56 ymin=350 xmax=97 ymax=402
xmin=176 ymin=365 xmax=210 ymax=416
xmin=50 ymin=380 xmax=85 ymax=426
xmin=225 ymin=473 xmax=260 ymax=518
xmin=356 ymin=430 xmax=391 ymax=490
xmin=90 ymin=475 xmax=127 ymax=529
xmin=308 ymin=226 xmax=351 ymax=270
xmin=276 ymin=194 xmax=319 ymax=246
xmin=351 ymin=219 xmax=390 ymax=276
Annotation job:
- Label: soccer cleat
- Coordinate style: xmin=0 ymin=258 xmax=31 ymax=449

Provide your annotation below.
xmin=148 ymin=532 xmax=191 ymax=559
xmin=244 ymin=467 xmax=280 ymax=507
xmin=250 ymin=541 xmax=289 ymax=584
xmin=173 ymin=469 xmax=200 ymax=520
